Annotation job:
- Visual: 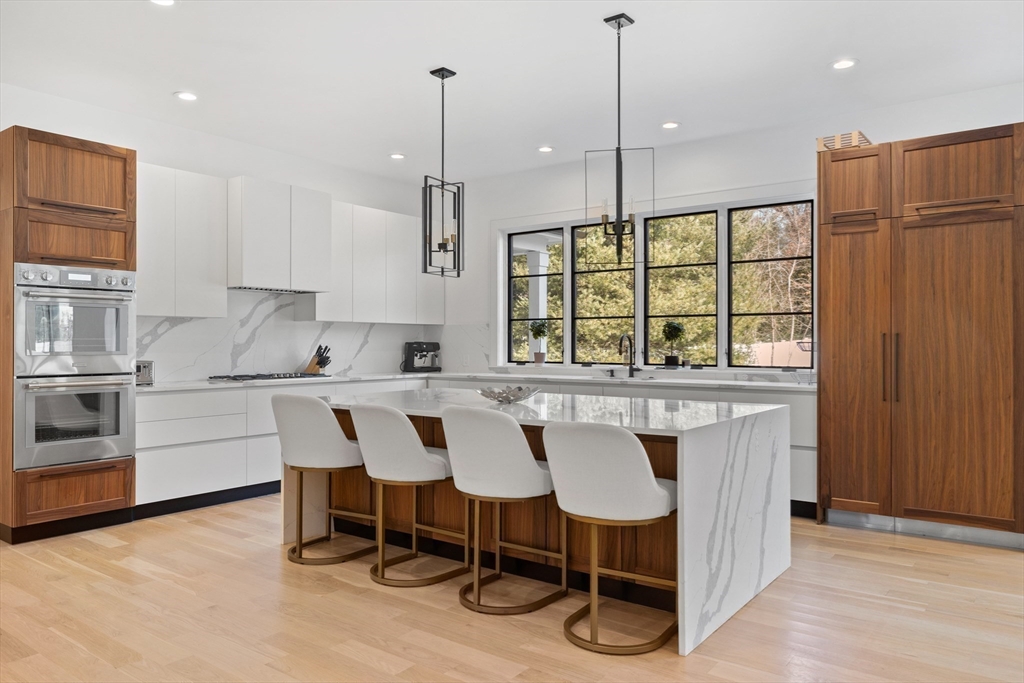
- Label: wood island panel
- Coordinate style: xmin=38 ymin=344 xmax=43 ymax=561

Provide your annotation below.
xmin=331 ymin=409 xmax=677 ymax=582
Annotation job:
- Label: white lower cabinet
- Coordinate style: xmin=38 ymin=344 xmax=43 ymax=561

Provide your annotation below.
xmin=246 ymin=435 xmax=283 ymax=485
xmin=136 ymin=441 xmax=247 ymax=505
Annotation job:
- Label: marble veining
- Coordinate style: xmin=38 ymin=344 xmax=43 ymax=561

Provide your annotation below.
xmin=136 ymin=289 xmax=424 ymax=382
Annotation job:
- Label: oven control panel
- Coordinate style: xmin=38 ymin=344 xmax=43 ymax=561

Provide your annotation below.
xmin=16 ymin=263 xmax=135 ymax=292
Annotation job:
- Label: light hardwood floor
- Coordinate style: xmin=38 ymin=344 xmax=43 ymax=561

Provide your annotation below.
xmin=1 ymin=494 xmax=1021 ymax=683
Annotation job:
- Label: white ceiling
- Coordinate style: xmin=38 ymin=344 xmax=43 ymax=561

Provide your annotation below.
xmin=1 ymin=1 xmax=1021 ymax=182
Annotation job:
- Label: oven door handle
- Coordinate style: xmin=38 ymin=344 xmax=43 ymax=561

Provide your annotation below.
xmin=25 ymin=379 xmax=133 ymax=391
xmin=23 ymin=290 xmax=133 ymax=303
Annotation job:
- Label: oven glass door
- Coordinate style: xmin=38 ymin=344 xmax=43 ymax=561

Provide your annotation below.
xmin=16 ymin=288 xmax=135 ymax=376
xmin=15 ymin=377 xmax=135 ymax=470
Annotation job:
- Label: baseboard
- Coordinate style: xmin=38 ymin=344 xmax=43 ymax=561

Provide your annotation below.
xmin=790 ymin=500 xmax=817 ymax=519
xmin=1 ymin=481 xmax=281 ymax=545
xmin=134 ymin=481 xmax=281 ymax=520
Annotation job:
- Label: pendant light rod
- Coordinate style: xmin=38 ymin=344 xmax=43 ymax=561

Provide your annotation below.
xmin=604 ymin=12 xmax=633 ymax=263
xmin=430 ymin=67 xmax=456 ymax=179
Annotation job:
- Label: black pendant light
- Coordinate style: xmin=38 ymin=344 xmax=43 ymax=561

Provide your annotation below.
xmin=422 ymin=67 xmax=465 ymax=278
xmin=584 ymin=12 xmax=655 ymax=266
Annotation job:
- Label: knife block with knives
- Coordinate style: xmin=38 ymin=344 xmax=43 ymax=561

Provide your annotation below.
xmin=303 ymin=345 xmax=332 ymax=374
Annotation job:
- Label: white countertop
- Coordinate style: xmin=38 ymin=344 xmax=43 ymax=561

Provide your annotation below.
xmin=327 ymin=388 xmax=784 ymax=437
xmin=438 ymin=371 xmax=816 ymax=393
xmin=136 ymin=373 xmax=424 ymax=393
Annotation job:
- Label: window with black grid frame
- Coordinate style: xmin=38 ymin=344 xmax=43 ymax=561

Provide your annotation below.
xmin=507 ymin=229 xmax=564 ymax=363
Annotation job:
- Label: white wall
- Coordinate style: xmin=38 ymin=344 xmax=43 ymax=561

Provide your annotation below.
xmin=449 ymin=81 xmax=1024 ymax=364
xmin=0 ymin=83 xmax=420 ymax=214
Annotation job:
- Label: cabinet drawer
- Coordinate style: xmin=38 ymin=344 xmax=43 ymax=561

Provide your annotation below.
xmin=137 ymin=413 xmax=247 ymax=448
xmin=246 ymin=435 xmax=282 ymax=485
xmin=135 ymin=441 xmax=246 ymax=504
xmin=894 ymin=124 xmax=1020 ymax=223
xmin=720 ymin=389 xmax=817 ymax=448
xmin=5 ymin=126 xmax=136 ymax=220
xmin=137 ymin=389 xmax=246 ymax=423
xmin=15 ymin=457 xmax=134 ymax=526
xmin=14 ymin=208 xmax=135 ymax=270
xmin=818 ymin=143 xmax=891 ymax=225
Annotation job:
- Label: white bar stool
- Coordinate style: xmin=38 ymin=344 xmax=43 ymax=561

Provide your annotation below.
xmin=272 ymin=394 xmax=376 ymax=565
xmin=442 ymin=406 xmax=568 ymax=615
xmin=543 ymin=422 xmax=678 ymax=655
xmin=349 ymin=404 xmax=471 ymax=587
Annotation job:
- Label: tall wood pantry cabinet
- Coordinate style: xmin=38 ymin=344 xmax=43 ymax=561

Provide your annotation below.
xmin=818 ymin=123 xmax=1024 ymax=533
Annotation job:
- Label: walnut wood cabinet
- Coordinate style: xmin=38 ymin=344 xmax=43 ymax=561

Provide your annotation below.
xmin=14 ymin=457 xmax=134 ymax=527
xmin=0 ymin=126 xmax=137 ymax=270
xmin=819 ymin=123 xmax=1024 ymax=533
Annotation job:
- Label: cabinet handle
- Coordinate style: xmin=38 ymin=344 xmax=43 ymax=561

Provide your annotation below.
xmin=40 ymin=256 xmax=121 ymax=266
xmin=912 ymin=196 xmax=1004 ymax=212
xmin=832 ymin=208 xmax=878 ymax=222
xmin=35 ymin=464 xmax=120 ymax=480
xmin=894 ymin=333 xmax=900 ymax=402
xmin=39 ymin=199 xmax=121 ymax=215
xmin=881 ymin=333 xmax=887 ymax=402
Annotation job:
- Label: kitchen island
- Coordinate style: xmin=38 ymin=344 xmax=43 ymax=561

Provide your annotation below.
xmin=282 ymin=388 xmax=790 ymax=655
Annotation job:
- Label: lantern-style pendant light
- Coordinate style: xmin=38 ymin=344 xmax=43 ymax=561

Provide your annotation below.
xmin=422 ymin=67 xmax=465 ymax=277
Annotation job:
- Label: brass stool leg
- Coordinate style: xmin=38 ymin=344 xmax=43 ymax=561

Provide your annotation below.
xmin=370 ymin=480 xmax=471 ymax=587
xmin=288 ymin=468 xmax=375 ymax=566
xmin=459 ymin=497 xmax=568 ymax=615
xmin=563 ymin=519 xmax=677 ymax=655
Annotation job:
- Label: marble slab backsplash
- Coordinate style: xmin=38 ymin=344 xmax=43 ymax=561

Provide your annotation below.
xmin=136 ymin=290 xmax=425 ymax=383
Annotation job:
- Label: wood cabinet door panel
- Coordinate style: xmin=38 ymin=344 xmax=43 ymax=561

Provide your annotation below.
xmin=15 ymin=457 xmax=133 ymax=526
xmin=818 ymin=219 xmax=892 ymax=515
xmin=818 ymin=143 xmax=891 ymax=225
xmin=892 ymin=215 xmax=1018 ymax=531
xmin=12 ymin=127 xmax=136 ymax=220
xmin=894 ymin=124 xmax=1017 ymax=220
xmin=14 ymin=208 xmax=135 ymax=270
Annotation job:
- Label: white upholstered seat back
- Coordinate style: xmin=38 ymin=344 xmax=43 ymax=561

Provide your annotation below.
xmin=271 ymin=394 xmax=362 ymax=469
xmin=441 ymin=406 xmax=553 ymax=499
xmin=542 ymin=422 xmax=674 ymax=521
xmin=350 ymin=404 xmax=449 ymax=482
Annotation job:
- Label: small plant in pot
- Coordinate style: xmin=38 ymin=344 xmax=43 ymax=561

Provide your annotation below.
xmin=529 ymin=320 xmax=549 ymax=365
xmin=662 ymin=320 xmax=684 ymax=367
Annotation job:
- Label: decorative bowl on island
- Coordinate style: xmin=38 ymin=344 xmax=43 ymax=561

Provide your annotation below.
xmin=476 ymin=385 xmax=541 ymax=404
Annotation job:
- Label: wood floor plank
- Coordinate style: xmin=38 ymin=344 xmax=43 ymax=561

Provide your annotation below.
xmin=0 ymin=494 xmax=1020 ymax=683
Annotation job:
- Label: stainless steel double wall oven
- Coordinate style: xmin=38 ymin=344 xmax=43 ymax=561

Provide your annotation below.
xmin=13 ymin=263 xmax=137 ymax=470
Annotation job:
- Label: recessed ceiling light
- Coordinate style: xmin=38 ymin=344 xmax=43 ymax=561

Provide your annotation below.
xmin=390 ymin=153 xmax=405 ymax=160
xmin=662 ymin=122 xmax=679 ymax=129
xmin=174 ymin=91 xmax=197 ymax=101
xmin=832 ymin=58 xmax=857 ymax=70
xmin=538 ymin=146 xmax=553 ymax=153
xmin=151 ymin=0 xmax=174 ymax=6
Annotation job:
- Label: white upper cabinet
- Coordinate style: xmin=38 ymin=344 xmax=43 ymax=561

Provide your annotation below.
xmin=295 ymin=201 xmax=354 ymax=322
xmin=228 ymin=176 xmax=291 ymax=291
xmin=175 ymin=170 xmax=227 ymax=318
xmin=352 ymin=205 xmax=387 ymax=322
xmin=418 ymin=267 xmax=445 ymax=325
xmin=385 ymin=212 xmax=419 ymax=324
xmin=289 ymin=185 xmax=332 ymax=293
xmin=136 ymin=163 xmax=176 ymax=317
xmin=228 ymin=176 xmax=331 ymax=292
xmin=136 ymin=163 xmax=227 ymax=318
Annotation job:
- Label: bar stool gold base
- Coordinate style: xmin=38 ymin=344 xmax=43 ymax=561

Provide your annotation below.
xmin=369 ymin=479 xmax=472 ymax=587
xmin=563 ymin=603 xmax=678 ymax=655
xmin=458 ymin=497 xmax=569 ymax=615
xmin=288 ymin=466 xmax=376 ymax=566
xmin=562 ymin=514 xmax=678 ymax=656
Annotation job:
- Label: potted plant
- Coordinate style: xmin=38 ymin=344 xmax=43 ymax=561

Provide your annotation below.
xmin=529 ymin=320 xmax=548 ymax=365
xmin=662 ymin=320 xmax=684 ymax=367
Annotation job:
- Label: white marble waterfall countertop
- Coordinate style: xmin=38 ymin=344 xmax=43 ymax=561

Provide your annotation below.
xmin=136 ymin=373 xmax=427 ymax=393
xmin=327 ymin=388 xmax=783 ymax=437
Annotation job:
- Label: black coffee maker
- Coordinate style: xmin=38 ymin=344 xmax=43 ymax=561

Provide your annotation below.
xmin=402 ymin=342 xmax=441 ymax=372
